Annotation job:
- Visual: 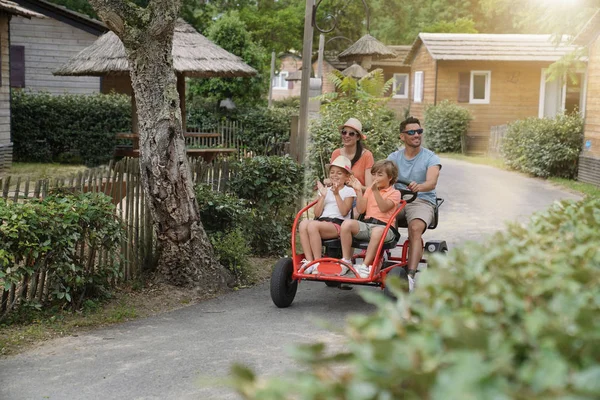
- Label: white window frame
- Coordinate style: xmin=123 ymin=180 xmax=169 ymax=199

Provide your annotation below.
xmin=273 ymin=71 xmax=289 ymax=90
xmin=413 ymin=71 xmax=423 ymax=103
xmin=469 ymin=71 xmax=491 ymax=104
xmin=392 ymin=73 xmax=409 ymax=99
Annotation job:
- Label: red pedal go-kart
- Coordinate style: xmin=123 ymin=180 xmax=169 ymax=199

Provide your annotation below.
xmin=270 ymin=181 xmax=447 ymax=308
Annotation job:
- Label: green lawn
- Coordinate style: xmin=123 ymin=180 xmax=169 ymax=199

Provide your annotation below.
xmin=1 ymin=163 xmax=89 ymax=183
xmin=440 ymin=153 xmax=599 ymax=197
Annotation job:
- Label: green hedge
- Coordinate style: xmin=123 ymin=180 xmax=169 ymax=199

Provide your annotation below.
xmin=424 ymin=100 xmax=471 ymax=153
xmin=501 ymin=114 xmax=583 ymax=178
xmin=186 ymin=99 xmax=295 ymax=155
xmin=0 ymin=192 xmax=123 ymax=315
xmin=12 ymin=91 xmax=131 ymax=167
xmin=232 ymin=196 xmax=600 ymax=399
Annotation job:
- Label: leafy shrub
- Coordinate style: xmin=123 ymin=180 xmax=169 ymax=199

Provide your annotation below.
xmin=195 ymin=183 xmax=250 ymax=234
xmin=502 ymin=114 xmax=583 ymax=178
xmin=209 ymin=229 xmax=253 ymax=284
xmin=228 ymin=155 xmax=304 ymax=256
xmin=424 ymin=100 xmax=472 ymax=152
xmin=232 ymin=196 xmax=600 ymax=399
xmin=12 ymin=91 xmax=131 ymax=167
xmin=308 ymin=98 xmax=398 ymax=182
xmin=186 ymin=99 xmax=296 ymax=155
xmin=0 ymin=192 xmax=123 ymax=315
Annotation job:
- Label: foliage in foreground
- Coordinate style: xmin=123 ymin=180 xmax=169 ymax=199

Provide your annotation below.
xmin=502 ymin=113 xmax=584 ymax=179
xmin=424 ymin=100 xmax=472 ymax=153
xmin=11 ymin=91 xmax=131 ymax=167
xmin=0 ymin=192 xmax=123 ymax=317
xmin=231 ymin=196 xmax=600 ymax=399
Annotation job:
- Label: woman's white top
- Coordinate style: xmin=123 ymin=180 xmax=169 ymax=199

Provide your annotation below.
xmin=320 ymin=185 xmax=356 ymax=219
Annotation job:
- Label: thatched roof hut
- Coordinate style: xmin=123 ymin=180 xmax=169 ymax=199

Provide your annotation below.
xmin=341 ymin=63 xmax=368 ymax=79
xmin=338 ymin=34 xmax=396 ymax=69
xmin=54 ymin=19 xmax=256 ymax=77
xmin=54 ymin=19 xmax=257 ymax=133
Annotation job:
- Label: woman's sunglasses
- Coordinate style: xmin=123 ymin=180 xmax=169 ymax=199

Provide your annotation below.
xmin=341 ymin=129 xmax=358 ymax=137
xmin=402 ymin=129 xmax=424 ymax=136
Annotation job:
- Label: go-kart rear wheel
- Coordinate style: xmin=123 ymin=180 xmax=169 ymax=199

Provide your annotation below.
xmin=383 ymin=267 xmax=409 ymax=299
xmin=270 ymin=258 xmax=298 ymax=308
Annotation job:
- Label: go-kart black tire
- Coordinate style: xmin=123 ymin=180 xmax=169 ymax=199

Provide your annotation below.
xmin=325 ymin=281 xmax=341 ymax=288
xmin=270 ymin=258 xmax=298 ymax=308
xmin=383 ymin=267 xmax=409 ymax=299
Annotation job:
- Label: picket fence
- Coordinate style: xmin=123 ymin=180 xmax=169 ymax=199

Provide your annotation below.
xmin=0 ymin=157 xmax=237 ymax=316
xmin=488 ymin=124 xmax=508 ymax=158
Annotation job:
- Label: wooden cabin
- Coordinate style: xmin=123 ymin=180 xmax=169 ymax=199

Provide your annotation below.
xmin=0 ymin=1 xmax=42 ymax=174
xmin=11 ymin=0 xmax=107 ymax=94
xmin=271 ymin=53 xmax=301 ymax=101
xmin=573 ymin=11 xmax=600 ymax=186
xmin=372 ymin=45 xmax=411 ymax=118
xmin=404 ymin=33 xmax=582 ymax=153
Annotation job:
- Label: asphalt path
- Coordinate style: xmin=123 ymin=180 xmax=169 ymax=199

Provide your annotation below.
xmin=0 ymin=157 xmax=582 ymax=400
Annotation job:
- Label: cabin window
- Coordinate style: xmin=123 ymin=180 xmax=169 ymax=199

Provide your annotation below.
xmin=470 ymin=71 xmax=491 ymax=104
xmin=272 ymin=71 xmax=289 ymax=90
xmin=10 ymin=46 xmax=25 ymax=89
xmin=413 ymin=71 xmax=423 ymax=103
xmin=393 ymin=73 xmax=409 ymax=99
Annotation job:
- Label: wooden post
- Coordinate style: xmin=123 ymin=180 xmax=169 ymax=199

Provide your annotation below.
xmin=317 ymin=34 xmax=324 ymax=79
xmin=268 ymin=51 xmax=276 ymax=108
xmin=298 ymin=0 xmax=315 ymax=165
xmin=177 ymin=74 xmax=186 ymax=133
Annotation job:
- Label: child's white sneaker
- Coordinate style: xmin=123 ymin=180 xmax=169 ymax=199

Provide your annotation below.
xmin=408 ymin=274 xmax=416 ymax=292
xmin=357 ymin=264 xmax=371 ymax=278
xmin=299 ymin=259 xmax=310 ymax=273
xmin=340 ymin=258 xmax=352 ymax=275
xmin=309 ymin=263 xmax=320 ymax=274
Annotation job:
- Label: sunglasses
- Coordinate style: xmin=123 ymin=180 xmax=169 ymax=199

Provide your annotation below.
xmin=341 ymin=129 xmax=358 ymax=137
xmin=402 ymin=129 xmax=424 ymax=136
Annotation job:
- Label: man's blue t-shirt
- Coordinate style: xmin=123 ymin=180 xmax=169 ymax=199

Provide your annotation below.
xmin=387 ymin=147 xmax=441 ymax=206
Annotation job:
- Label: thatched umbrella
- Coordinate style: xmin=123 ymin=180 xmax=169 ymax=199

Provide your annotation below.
xmin=54 ymin=19 xmax=257 ymax=132
xmin=337 ymin=34 xmax=396 ymax=69
xmin=341 ymin=63 xmax=368 ymax=79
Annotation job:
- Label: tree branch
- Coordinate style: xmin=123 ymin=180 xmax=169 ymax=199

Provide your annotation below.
xmin=87 ymin=0 xmax=144 ymax=35
xmin=147 ymin=0 xmax=182 ymax=36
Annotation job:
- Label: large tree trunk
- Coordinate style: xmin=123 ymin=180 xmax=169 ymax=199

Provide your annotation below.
xmin=90 ymin=0 xmax=232 ymax=290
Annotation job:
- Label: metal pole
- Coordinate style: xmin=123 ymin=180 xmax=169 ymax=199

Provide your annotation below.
xmin=298 ymin=0 xmax=315 ymax=164
xmin=317 ymin=33 xmax=324 ymax=79
xmin=268 ymin=51 xmax=276 ymax=108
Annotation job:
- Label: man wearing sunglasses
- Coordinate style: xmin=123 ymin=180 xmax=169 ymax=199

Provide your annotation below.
xmin=387 ymin=117 xmax=442 ymax=291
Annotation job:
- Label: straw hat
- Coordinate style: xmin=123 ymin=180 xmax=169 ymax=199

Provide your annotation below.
xmin=327 ymin=155 xmax=353 ymax=174
xmin=340 ymin=118 xmax=366 ymax=140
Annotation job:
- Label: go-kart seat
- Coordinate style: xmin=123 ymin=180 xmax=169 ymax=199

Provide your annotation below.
xmin=396 ymin=197 xmax=444 ymax=230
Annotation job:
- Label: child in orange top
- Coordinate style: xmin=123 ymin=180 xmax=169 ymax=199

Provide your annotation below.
xmin=340 ymin=160 xmax=401 ymax=278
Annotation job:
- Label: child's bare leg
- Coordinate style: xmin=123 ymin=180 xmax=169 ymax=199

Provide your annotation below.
xmin=308 ymin=221 xmax=339 ymax=260
xmin=298 ymin=220 xmax=314 ymax=261
xmin=364 ymin=227 xmax=384 ymax=266
xmin=340 ymin=220 xmax=359 ymax=260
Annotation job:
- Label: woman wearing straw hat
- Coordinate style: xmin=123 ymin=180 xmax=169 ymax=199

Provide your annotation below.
xmin=329 ymin=118 xmax=374 ymax=190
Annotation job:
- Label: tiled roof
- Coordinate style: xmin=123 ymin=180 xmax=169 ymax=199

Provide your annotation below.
xmin=405 ymin=33 xmax=577 ymax=64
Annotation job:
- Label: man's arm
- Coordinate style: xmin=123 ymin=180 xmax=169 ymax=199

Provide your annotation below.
xmin=407 ymin=165 xmax=441 ymax=193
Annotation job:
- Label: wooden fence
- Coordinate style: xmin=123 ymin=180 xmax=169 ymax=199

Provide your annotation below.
xmin=0 ymin=157 xmax=237 ymax=316
xmin=488 ymin=125 xmax=508 ymax=158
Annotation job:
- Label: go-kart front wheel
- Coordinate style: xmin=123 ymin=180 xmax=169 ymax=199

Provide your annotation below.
xmin=270 ymin=258 xmax=298 ymax=308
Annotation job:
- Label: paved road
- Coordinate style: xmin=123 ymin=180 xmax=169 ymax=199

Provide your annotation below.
xmin=0 ymin=158 xmax=581 ymax=400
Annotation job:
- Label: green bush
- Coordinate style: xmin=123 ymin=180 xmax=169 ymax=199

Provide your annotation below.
xmin=0 ymin=192 xmax=123 ymax=314
xmin=229 ymin=155 xmax=304 ymax=256
xmin=209 ymin=228 xmax=253 ymax=284
xmin=195 ymin=183 xmax=250 ymax=234
xmin=424 ymin=100 xmax=472 ymax=153
xmin=502 ymin=114 xmax=583 ymax=178
xmin=186 ymin=100 xmax=295 ymax=155
xmin=308 ymin=98 xmax=398 ymax=182
xmin=232 ymin=196 xmax=600 ymax=399
xmin=12 ymin=91 xmax=131 ymax=167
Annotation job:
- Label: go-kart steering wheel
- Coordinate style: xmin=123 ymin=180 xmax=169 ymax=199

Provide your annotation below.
xmin=394 ymin=178 xmax=418 ymax=203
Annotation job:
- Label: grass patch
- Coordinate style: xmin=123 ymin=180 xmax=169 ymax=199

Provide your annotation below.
xmin=439 ymin=153 xmax=507 ymax=169
xmin=2 ymin=163 xmax=90 ymax=182
xmin=548 ymin=177 xmax=600 ymax=198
